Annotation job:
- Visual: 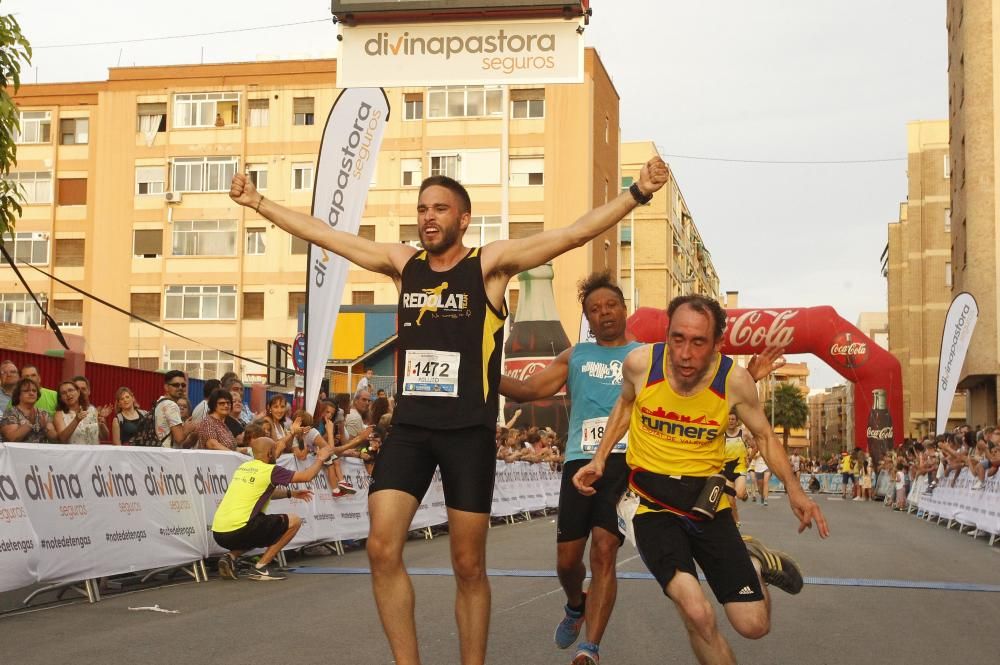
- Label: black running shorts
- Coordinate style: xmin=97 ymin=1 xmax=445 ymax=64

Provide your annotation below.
xmin=213 ymin=512 xmax=289 ymax=552
xmin=557 ymin=455 xmax=629 ymax=543
xmin=633 ymin=509 xmax=764 ymax=604
xmin=370 ymin=423 xmax=496 ymax=513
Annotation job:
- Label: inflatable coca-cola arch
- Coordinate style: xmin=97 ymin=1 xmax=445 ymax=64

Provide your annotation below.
xmin=626 ymin=306 xmax=902 ymax=456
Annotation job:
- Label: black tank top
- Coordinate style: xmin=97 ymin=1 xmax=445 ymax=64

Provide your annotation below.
xmin=394 ymin=247 xmax=507 ymax=429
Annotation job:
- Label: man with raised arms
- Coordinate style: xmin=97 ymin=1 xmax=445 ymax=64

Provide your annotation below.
xmin=230 ymin=158 xmax=668 ymax=665
xmin=573 ymin=295 xmax=828 ymax=665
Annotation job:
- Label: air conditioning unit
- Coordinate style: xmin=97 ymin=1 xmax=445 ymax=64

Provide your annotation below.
xmin=164 ymin=191 xmax=183 ymax=204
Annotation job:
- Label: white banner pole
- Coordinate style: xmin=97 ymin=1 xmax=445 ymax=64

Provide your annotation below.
xmin=935 ymin=292 xmax=979 ymax=434
xmin=305 ymin=88 xmax=391 ymax=410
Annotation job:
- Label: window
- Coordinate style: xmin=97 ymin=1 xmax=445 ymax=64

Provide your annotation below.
xmin=604 ymin=115 xmax=610 ymax=143
xmin=945 ymin=262 xmax=953 ymax=288
xmin=0 ymin=232 xmax=49 ymax=265
xmin=431 ymin=154 xmax=460 ymax=179
xmin=246 ymin=228 xmax=266 ymax=255
xmin=133 ymin=229 xmax=163 ymax=258
xmin=404 ymin=93 xmax=423 ymax=120
xmin=288 ymin=291 xmax=306 ymax=318
xmin=352 ymin=290 xmax=375 ymax=305
xmin=171 ymin=156 xmax=239 ymax=192
xmin=293 ymin=97 xmax=315 ymax=126
xmin=508 ymin=288 xmax=519 ymax=320
xmin=401 ymin=158 xmax=422 ymax=187
xmin=248 ymin=98 xmax=269 ymax=127
xmin=359 ymin=225 xmax=375 ymax=241
xmin=467 ymin=215 xmax=502 ymax=246
xmin=945 ymin=208 xmax=951 ymax=232
xmin=137 ymin=102 xmax=167 ymax=133
xmin=14 ymin=111 xmax=51 ymax=144
xmin=427 ymin=86 xmax=502 ymax=119
xmin=247 ymin=164 xmax=268 ymax=190
xmin=621 ymin=176 xmax=634 ymax=193
xmin=7 ymin=171 xmax=52 ymax=204
xmin=509 ymin=222 xmax=543 ymax=239
xmin=0 ymin=293 xmax=46 ymax=326
xmin=943 ymin=155 xmax=951 ymax=179
xmin=292 ymin=163 xmax=314 ymax=190
xmin=130 ymin=292 xmax=160 ymax=321
xmin=129 ymin=357 xmax=159 ymax=371
xmin=243 ymin=292 xmax=264 ymax=320
xmin=454 ymin=150 xmax=499 ymax=185
xmin=510 ymin=157 xmax=544 ymax=186
xmin=399 ymin=224 xmax=420 ymax=245
xmin=510 ymin=89 xmax=544 ymax=119
xmin=290 ymin=235 xmax=308 ymax=255
xmin=136 ymin=166 xmax=166 ymax=195
xmin=54 ymin=238 xmax=85 ymax=267
xmin=164 ymin=285 xmax=237 ymax=320
xmin=51 ymin=299 xmax=82 ymax=327
xmin=59 ymin=118 xmax=89 ymax=145
xmin=57 ymin=178 xmax=87 ymax=206
xmin=166 ymin=349 xmax=234 ymax=381
xmin=173 ymin=92 xmax=241 ymax=128
xmin=172 ymin=220 xmax=237 ymax=256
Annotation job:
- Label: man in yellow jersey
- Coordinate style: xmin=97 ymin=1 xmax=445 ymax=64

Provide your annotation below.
xmin=232 ymin=158 xmax=669 ymax=665
xmin=212 ymin=437 xmax=332 ymax=581
xmin=574 ymin=295 xmax=828 ymax=665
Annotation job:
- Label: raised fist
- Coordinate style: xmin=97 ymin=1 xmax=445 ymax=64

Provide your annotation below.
xmin=229 ymin=172 xmax=261 ymax=209
xmin=638 ymin=156 xmax=669 ymax=196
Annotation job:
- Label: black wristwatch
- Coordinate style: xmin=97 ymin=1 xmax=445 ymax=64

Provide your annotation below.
xmin=629 ymin=182 xmax=653 ymax=205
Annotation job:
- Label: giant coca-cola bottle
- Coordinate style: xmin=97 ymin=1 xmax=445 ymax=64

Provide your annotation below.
xmin=503 ymin=263 xmax=571 ymax=439
xmin=866 ymin=388 xmax=893 ymax=466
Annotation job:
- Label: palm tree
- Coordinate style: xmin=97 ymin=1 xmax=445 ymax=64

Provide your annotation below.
xmin=765 ymin=382 xmax=809 ymax=448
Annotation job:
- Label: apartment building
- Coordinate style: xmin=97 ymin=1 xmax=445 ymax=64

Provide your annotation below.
xmin=618 ymin=141 xmax=720 ymax=311
xmin=6 ymin=51 xmax=620 ymax=379
xmin=808 ymin=384 xmax=854 ymax=458
xmin=946 ymin=0 xmax=1000 ymax=426
xmin=885 ymin=133 xmax=964 ymax=437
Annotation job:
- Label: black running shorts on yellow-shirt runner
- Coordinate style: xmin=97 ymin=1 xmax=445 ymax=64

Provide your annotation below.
xmin=633 ymin=509 xmax=764 ymax=604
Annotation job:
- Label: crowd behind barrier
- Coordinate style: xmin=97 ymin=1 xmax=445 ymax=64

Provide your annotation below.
xmin=0 ymin=443 xmax=560 ymax=596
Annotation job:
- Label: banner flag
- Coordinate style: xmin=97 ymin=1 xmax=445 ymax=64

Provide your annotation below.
xmin=306 ymin=88 xmax=390 ymax=409
xmin=936 ymin=292 xmax=978 ymax=434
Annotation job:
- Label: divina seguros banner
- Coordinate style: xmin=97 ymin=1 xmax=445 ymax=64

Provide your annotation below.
xmin=306 ymin=89 xmax=390 ymax=410
xmin=336 ymin=19 xmax=584 ymax=88
xmin=936 ymin=292 xmax=979 ymax=434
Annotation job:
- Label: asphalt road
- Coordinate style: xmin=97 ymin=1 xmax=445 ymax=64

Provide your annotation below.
xmin=2 ymin=496 xmax=999 ymax=665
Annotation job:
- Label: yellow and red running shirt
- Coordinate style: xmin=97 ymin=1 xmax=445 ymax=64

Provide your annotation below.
xmin=627 ymin=343 xmax=734 ymax=513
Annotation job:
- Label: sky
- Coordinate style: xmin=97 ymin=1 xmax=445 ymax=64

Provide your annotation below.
xmin=8 ymin=0 xmax=949 ymax=389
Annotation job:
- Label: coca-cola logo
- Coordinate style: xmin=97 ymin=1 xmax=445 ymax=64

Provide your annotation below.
xmin=504 ymin=359 xmax=549 ymax=382
xmin=725 ymin=310 xmax=798 ymax=349
xmin=867 ymin=426 xmax=893 ymax=440
xmin=828 ymin=332 xmax=870 ymax=368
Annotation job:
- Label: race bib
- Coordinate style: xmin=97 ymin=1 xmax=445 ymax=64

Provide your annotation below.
xmin=581 ymin=416 xmax=628 ymax=454
xmin=402 ymin=350 xmax=460 ymax=398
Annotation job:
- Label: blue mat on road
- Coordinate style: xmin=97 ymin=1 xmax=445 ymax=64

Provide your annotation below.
xmin=289 ymin=567 xmax=1000 ymax=592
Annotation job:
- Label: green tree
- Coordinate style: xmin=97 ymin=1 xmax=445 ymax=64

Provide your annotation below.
xmin=0 ymin=7 xmax=31 ymax=235
xmin=764 ymin=382 xmax=809 ymax=448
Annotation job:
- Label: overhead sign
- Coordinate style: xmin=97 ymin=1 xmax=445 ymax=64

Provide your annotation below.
xmin=337 ymin=18 xmax=584 ymax=87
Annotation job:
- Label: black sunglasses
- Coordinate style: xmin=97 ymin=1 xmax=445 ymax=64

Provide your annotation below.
xmin=168 ymin=382 xmax=187 ymax=388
